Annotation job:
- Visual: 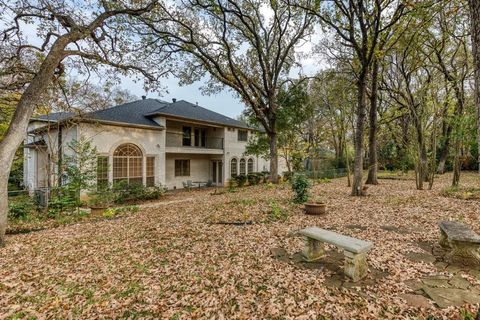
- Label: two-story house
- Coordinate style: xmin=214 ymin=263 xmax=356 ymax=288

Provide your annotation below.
xmin=23 ymin=98 xmax=275 ymax=193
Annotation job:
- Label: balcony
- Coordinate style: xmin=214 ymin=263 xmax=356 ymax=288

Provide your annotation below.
xmin=165 ymin=131 xmax=224 ymax=154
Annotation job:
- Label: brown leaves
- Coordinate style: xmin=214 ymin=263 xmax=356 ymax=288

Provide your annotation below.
xmin=1 ymin=173 xmax=480 ymax=318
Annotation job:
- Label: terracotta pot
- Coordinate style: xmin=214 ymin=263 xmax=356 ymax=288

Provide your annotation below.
xmin=90 ymin=206 xmax=107 ymax=216
xmin=304 ymin=202 xmax=326 ymax=215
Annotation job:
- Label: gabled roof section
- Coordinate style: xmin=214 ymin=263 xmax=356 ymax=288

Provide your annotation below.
xmin=146 ymin=100 xmax=250 ymax=129
xmin=85 ymin=98 xmax=167 ymax=128
xmin=30 ymin=98 xmax=252 ymax=131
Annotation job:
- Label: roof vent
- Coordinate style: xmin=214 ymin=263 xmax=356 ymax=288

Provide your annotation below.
xmin=141 ymin=95 xmax=146 ymax=100
xmin=195 ymin=102 xmax=198 ymax=107
xmin=172 ymin=98 xmax=177 ymax=103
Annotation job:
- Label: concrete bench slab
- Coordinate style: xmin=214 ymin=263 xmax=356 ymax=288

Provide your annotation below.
xmin=438 ymin=221 xmax=480 ymax=266
xmin=295 ymin=226 xmax=373 ymax=282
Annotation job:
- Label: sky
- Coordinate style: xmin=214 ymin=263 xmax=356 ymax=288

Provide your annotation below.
xmin=15 ymin=5 xmax=324 ymax=120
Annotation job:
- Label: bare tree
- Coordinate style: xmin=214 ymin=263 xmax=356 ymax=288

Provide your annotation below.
xmin=0 ymin=0 xmax=167 ymax=246
xmin=467 ymin=0 xmax=480 ymax=172
xmin=143 ymin=0 xmax=316 ymax=183
xmin=302 ymin=0 xmax=406 ymax=195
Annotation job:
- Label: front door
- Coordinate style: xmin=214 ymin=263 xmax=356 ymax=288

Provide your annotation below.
xmin=212 ymin=161 xmax=223 ymax=185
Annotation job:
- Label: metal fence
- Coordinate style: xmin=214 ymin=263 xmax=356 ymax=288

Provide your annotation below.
xmin=305 ymin=168 xmax=347 ymax=180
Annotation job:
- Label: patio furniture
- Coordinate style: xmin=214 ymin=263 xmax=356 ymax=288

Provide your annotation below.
xmin=439 ymin=221 xmax=480 ymax=266
xmin=294 ymin=226 xmax=373 ymax=282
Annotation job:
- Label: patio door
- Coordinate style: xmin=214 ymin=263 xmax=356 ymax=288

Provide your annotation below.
xmin=212 ymin=161 xmax=223 ymax=185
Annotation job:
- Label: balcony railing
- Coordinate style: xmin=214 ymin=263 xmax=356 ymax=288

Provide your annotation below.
xmin=166 ymin=132 xmax=224 ymax=150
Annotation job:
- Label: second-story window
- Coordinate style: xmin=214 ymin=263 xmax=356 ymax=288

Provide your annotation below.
xmin=238 ymin=130 xmax=248 ymax=142
xmin=182 ymin=126 xmax=191 ymax=146
xmin=194 ymin=128 xmax=206 ymax=147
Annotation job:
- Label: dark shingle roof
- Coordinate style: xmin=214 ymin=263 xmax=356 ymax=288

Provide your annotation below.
xmin=35 ymin=112 xmax=74 ymax=122
xmin=85 ymin=99 xmax=167 ymax=127
xmin=146 ymin=100 xmax=249 ymax=129
xmin=31 ymin=98 xmax=250 ymax=130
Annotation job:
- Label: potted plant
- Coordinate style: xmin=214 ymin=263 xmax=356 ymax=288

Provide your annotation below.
xmin=305 ymin=197 xmax=327 ymax=215
xmin=88 ymin=188 xmax=115 ymax=216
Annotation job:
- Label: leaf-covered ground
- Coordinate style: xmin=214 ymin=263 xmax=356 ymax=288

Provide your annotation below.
xmin=1 ymin=173 xmax=480 ymax=319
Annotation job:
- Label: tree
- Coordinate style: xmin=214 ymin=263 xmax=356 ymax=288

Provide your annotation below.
xmin=303 ymin=0 xmax=406 ymax=195
xmin=144 ymin=0 xmax=316 ymax=182
xmin=467 ymin=0 xmax=480 ymax=172
xmin=0 ymin=0 xmax=165 ymax=246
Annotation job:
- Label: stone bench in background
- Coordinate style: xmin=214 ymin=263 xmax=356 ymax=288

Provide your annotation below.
xmin=294 ymin=227 xmax=373 ymax=282
xmin=439 ymin=221 xmax=480 ymax=266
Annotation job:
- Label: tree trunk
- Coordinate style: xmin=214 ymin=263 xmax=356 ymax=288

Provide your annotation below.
xmin=351 ymin=71 xmax=368 ymax=196
xmin=469 ymin=0 xmax=480 ymax=172
xmin=366 ymin=59 xmax=379 ymax=185
xmin=268 ymin=131 xmax=279 ymax=183
xmin=437 ymin=124 xmax=452 ymax=174
xmin=0 ymin=38 xmax=69 ymax=246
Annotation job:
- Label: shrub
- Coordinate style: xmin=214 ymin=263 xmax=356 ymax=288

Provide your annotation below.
xmin=282 ymin=171 xmax=294 ymax=181
xmin=247 ymin=173 xmax=261 ymax=185
xmin=268 ymin=201 xmax=288 ymax=222
xmin=112 ymin=182 xmax=166 ymax=204
xmin=8 ymin=196 xmax=36 ymax=220
xmin=232 ymin=174 xmax=247 ymax=187
xmin=291 ymin=173 xmax=311 ymax=204
xmin=47 ymin=189 xmax=77 ymax=216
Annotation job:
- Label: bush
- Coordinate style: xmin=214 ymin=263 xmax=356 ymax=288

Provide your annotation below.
xmin=291 ymin=173 xmax=311 ymax=204
xmin=282 ymin=171 xmax=294 ymax=181
xmin=47 ymin=189 xmax=77 ymax=216
xmin=267 ymin=201 xmax=288 ymax=222
xmin=232 ymin=174 xmax=247 ymax=187
xmin=112 ymin=182 xmax=166 ymax=204
xmin=8 ymin=196 xmax=36 ymax=220
xmin=247 ymin=173 xmax=262 ymax=185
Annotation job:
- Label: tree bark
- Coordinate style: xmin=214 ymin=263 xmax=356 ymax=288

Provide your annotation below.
xmin=469 ymin=0 xmax=480 ymax=173
xmin=351 ymin=71 xmax=368 ymax=196
xmin=366 ymin=59 xmax=379 ymax=185
xmin=437 ymin=124 xmax=452 ymax=174
xmin=268 ymin=131 xmax=279 ymax=183
xmin=0 ymin=37 xmax=70 ymax=246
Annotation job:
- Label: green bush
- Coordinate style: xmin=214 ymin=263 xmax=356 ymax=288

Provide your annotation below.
xmin=8 ymin=196 xmax=36 ymax=220
xmin=232 ymin=174 xmax=247 ymax=187
xmin=282 ymin=171 xmax=294 ymax=181
xmin=291 ymin=173 xmax=311 ymax=204
xmin=47 ymin=189 xmax=77 ymax=216
xmin=113 ymin=182 xmax=166 ymax=204
xmin=247 ymin=173 xmax=261 ymax=185
xmin=268 ymin=201 xmax=288 ymax=222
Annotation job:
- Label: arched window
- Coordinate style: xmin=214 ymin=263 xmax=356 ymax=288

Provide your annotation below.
xmin=239 ymin=158 xmax=246 ymax=175
xmin=230 ymin=158 xmax=238 ymax=177
xmin=247 ymin=158 xmax=254 ymax=174
xmin=113 ymin=143 xmax=143 ymax=185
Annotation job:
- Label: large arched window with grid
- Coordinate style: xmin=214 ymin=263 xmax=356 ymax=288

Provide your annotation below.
xmin=113 ymin=143 xmax=143 ymax=185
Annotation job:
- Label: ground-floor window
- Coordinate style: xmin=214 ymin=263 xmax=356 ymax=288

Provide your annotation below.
xmin=239 ymin=158 xmax=246 ymax=175
xmin=113 ymin=143 xmax=143 ymax=186
xmin=175 ymin=159 xmax=190 ymax=176
xmin=97 ymin=156 xmax=109 ymax=188
xmin=247 ymin=158 xmax=254 ymax=173
xmin=230 ymin=158 xmax=237 ymax=177
xmin=146 ymin=156 xmax=155 ymax=186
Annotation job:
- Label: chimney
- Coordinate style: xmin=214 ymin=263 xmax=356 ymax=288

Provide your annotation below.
xmin=195 ymin=101 xmax=198 ymax=106
xmin=141 ymin=95 xmax=146 ymax=100
xmin=172 ymin=98 xmax=177 ymax=103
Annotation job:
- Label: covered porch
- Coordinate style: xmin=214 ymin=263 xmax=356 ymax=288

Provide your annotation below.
xmin=165 ymin=153 xmax=224 ymax=189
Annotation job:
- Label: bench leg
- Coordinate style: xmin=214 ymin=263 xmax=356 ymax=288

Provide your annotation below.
xmin=446 ymin=241 xmax=480 ymax=266
xmin=439 ymin=229 xmax=451 ymax=249
xmin=301 ymin=238 xmax=325 ymax=262
xmin=344 ymin=251 xmax=368 ymax=282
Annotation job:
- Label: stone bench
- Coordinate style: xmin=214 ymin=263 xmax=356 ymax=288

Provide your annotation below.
xmin=439 ymin=221 xmax=480 ymax=266
xmin=295 ymin=227 xmax=373 ymax=282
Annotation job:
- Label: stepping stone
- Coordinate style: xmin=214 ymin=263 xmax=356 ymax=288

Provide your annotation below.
xmin=270 ymin=247 xmax=287 ymax=258
xmin=420 ymin=276 xmax=451 ymax=288
xmin=345 ymin=224 xmax=367 ymax=231
xmin=449 ymin=275 xmax=471 ymax=290
xmin=406 ymin=252 xmax=436 ymax=264
xmin=399 ymin=293 xmax=432 ymax=309
xmin=422 ymin=287 xmax=480 ymax=308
